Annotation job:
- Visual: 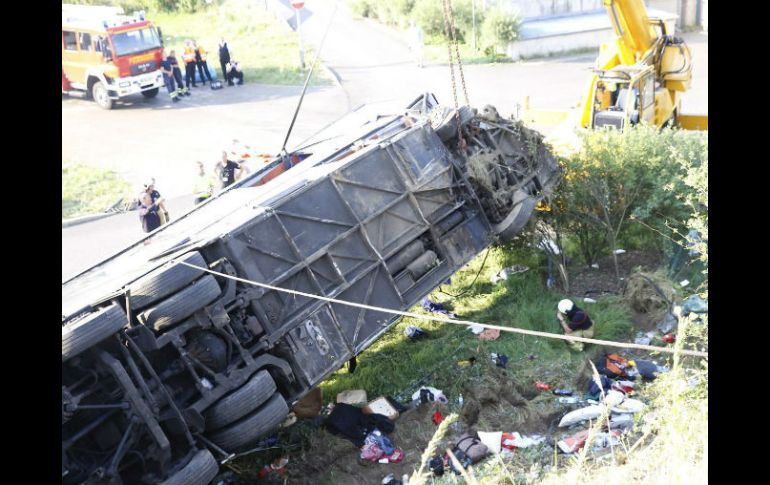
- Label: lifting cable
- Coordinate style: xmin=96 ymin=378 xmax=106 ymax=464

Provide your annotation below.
xmin=441 ymin=0 xmax=470 ymax=149
xmin=170 ymin=258 xmax=708 ymax=359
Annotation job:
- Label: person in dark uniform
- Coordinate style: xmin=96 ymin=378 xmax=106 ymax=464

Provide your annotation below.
xmin=158 ymin=51 xmax=180 ymax=102
xmin=168 ymin=50 xmax=190 ymax=97
xmin=183 ymin=40 xmax=197 ymax=88
xmin=226 ymin=60 xmax=244 ymax=86
xmin=144 ymin=179 xmax=170 ymax=224
xmin=557 ymin=299 xmax=594 ymax=351
xmin=218 ymin=37 xmax=230 ymax=83
xmin=139 ymin=192 xmax=164 ymax=233
xmin=214 ymin=151 xmax=249 ymax=189
xmin=194 ymin=41 xmax=213 ymax=85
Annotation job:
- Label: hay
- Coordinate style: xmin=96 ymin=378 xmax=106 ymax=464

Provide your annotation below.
xmin=623 ymin=271 xmax=676 ymax=323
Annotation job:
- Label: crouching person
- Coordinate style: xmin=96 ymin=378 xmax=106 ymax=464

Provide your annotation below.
xmin=557 ymin=299 xmax=594 ymax=352
xmin=226 ymin=60 xmax=244 ymax=86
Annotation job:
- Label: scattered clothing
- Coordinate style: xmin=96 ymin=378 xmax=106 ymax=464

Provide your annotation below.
xmin=412 ymin=386 xmax=448 ymax=404
xmin=421 ymin=298 xmax=456 ymax=318
xmin=490 ymin=265 xmax=529 ymax=284
xmin=404 ymin=325 xmax=427 ymax=340
xmin=501 ymin=432 xmax=546 ymax=449
xmin=432 ymin=410 xmax=444 ymax=425
xmin=478 ymin=328 xmax=500 ymax=341
xmin=324 ymin=403 xmax=394 ymax=447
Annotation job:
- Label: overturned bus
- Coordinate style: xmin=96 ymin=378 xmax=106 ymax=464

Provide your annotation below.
xmin=62 ymin=94 xmax=561 ymax=484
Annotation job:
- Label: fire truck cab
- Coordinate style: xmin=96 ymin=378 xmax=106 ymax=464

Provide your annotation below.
xmin=62 ymin=4 xmax=165 ymax=110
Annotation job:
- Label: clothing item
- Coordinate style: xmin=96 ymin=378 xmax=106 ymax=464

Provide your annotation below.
xmin=565 ymin=306 xmax=593 ymax=331
xmin=567 ymin=326 xmax=594 ymax=351
xmin=323 ymin=403 xmax=394 ymax=447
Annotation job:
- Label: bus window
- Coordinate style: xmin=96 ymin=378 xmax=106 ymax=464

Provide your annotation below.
xmin=79 ymin=32 xmax=93 ymax=51
xmin=63 ymin=31 xmax=78 ymax=51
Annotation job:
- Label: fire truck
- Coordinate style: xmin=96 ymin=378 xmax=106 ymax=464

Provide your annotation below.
xmin=62 ymin=4 xmax=165 ymax=110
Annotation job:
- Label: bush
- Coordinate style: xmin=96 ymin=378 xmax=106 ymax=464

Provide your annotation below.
xmin=479 ymin=6 xmax=520 ymax=54
xmin=411 ymin=0 xmax=476 ymax=42
xmin=348 ymin=0 xmax=376 ymax=18
xmin=553 ymin=126 xmax=707 ymax=276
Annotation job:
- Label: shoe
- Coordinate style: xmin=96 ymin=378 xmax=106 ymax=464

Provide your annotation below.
xmin=172 ymin=97 xmax=180 ymax=102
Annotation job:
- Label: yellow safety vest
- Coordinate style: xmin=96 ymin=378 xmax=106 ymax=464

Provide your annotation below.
xmin=198 ymin=47 xmax=207 ymax=61
xmin=183 ymin=47 xmax=196 ymax=64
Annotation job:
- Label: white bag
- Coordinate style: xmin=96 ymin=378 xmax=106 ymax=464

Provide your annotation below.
xmin=558 ymin=405 xmax=605 ymax=427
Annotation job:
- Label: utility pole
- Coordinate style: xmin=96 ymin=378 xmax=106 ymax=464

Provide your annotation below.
xmin=472 ymin=0 xmax=476 ymax=52
xmin=292 ymin=2 xmax=306 ymax=69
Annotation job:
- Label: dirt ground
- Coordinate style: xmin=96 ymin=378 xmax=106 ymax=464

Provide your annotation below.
xmin=567 ymin=249 xmax=663 ymax=299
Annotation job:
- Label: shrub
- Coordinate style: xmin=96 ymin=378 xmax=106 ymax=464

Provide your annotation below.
xmin=348 ymin=0 xmax=375 ymax=18
xmin=411 ymin=0 xmax=476 ymax=42
xmin=479 ymin=6 xmax=520 ymax=54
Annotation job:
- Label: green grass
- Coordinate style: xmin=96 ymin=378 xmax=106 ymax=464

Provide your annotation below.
xmin=62 ymin=162 xmax=132 ymax=219
xmin=318 ymin=245 xmax=634 ymax=405
xmin=152 ymin=0 xmax=329 ymax=86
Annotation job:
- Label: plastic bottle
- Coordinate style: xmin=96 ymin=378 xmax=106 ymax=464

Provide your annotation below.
xmin=553 ymin=389 xmax=573 ymax=396
xmin=458 ymin=394 xmax=464 ymax=407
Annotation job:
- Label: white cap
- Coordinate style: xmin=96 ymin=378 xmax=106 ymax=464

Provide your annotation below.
xmin=558 ymin=299 xmax=574 ymax=314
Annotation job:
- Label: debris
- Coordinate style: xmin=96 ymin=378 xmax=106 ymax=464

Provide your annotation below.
xmin=490 ymin=353 xmax=508 ymax=368
xmin=558 ymin=396 xmax=580 ymax=404
xmin=457 ymin=356 xmax=477 ymax=367
xmin=280 ymin=412 xmax=297 ymax=428
xmin=212 ymin=471 xmax=238 ymax=485
xmin=337 ymin=389 xmax=368 ymax=406
xmin=634 ymin=359 xmax=669 ymax=380
xmin=614 ymin=249 xmax=626 ymax=255
xmin=592 ymin=430 xmax=622 ymax=450
xmin=477 ymin=431 xmax=503 ymax=454
xmin=681 ymin=294 xmax=708 ymax=315
xmin=602 ymin=389 xmax=626 ymax=407
xmin=558 ymin=404 xmax=605 ymax=427
xmin=381 ymin=448 xmax=404 ymax=463
xmin=382 ymin=473 xmax=402 ymax=485
xmin=324 ymin=403 xmax=395 ymax=446
xmin=478 ymin=328 xmax=501 ymax=341
xmin=662 ymin=333 xmax=676 ymax=344
xmin=612 ymin=398 xmax=645 ymax=414
xmin=501 ymin=432 xmax=546 ymax=449
xmin=490 ymin=265 xmax=529 ymax=284
xmin=657 ymin=312 xmax=678 ymax=334
xmin=258 ymin=456 xmax=289 ymax=479
xmin=364 ymin=397 xmax=400 ymax=421
xmin=557 ymin=430 xmax=589 ymax=453
xmin=608 ymin=413 xmax=635 ymax=431
xmin=421 ymin=298 xmax=457 ymax=318
xmin=412 ymin=386 xmax=448 ymax=404
xmin=361 ymin=442 xmax=385 ymax=461
xmin=553 ymin=389 xmax=573 ymax=396
xmin=610 ymin=380 xmax=635 ymax=395
xmin=432 ymin=410 xmax=444 ymax=425
xmin=680 ymin=279 xmax=690 ymax=287
xmin=404 ymin=325 xmax=427 ymax=340
xmin=293 ymin=387 xmax=323 ymax=418
xmin=536 ymin=382 xmax=552 ymax=391
xmin=453 ymin=433 xmax=490 ymax=463
xmin=469 ymin=324 xmax=485 ymax=334
xmin=591 ymin=263 xmax=600 ymax=269
xmin=587 ymin=375 xmax=613 ymax=399
xmin=458 ymin=394 xmax=464 ymax=407
xmin=634 ymin=331 xmax=656 ymax=345
xmin=429 ymin=456 xmax=445 ymax=476
xmin=583 ymin=297 xmax=597 ymax=303
xmin=624 ymin=272 xmax=676 ymax=323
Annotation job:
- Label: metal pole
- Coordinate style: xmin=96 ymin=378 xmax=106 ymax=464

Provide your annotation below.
xmin=296 ymin=8 xmax=305 ymax=70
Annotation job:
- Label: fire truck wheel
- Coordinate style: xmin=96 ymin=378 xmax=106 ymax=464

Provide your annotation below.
xmin=142 ymin=88 xmax=159 ymax=98
xmin=91 ymin=81 xmax=113 ymax=110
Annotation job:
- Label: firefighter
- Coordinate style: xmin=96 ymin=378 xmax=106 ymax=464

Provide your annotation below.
xmin=194 ymin=41 xmax=213 ymax=85
xmin=159 ymin=49 xmax=181 ymax=102
xmin=182 ymin=40 xmax=198 ymax=88
xmin=218 ymin=37 xmax=230 ymax=82
xmin=168 ymin=50 xmax=190 ymax=97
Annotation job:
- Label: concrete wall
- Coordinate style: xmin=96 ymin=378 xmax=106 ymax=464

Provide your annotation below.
xmin=507 ymin=28 xmax=613 ymax=60
xmin=500 ymin=0 xmax=603 ymax=19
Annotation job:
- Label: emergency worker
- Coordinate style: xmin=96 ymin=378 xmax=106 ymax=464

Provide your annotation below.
xmin=168 ymin=50 xmax=190 ymax=97
xmin=194 ymin=42 xmax=213 ymax=85
xmin=159 ymin=50 xmax=181 ymax=102
xmin=557 ymin=299 xmax=594 ymax=352
xmin=183 ymin=40 xmax=198 ymax=88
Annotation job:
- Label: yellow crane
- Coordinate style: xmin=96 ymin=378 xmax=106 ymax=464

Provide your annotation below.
xmin=580 ymin=0 xmax=706 ymax=130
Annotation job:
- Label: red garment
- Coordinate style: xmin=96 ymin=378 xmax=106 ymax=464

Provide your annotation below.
xmin=432 ymin=410 xmax=444 ymax=425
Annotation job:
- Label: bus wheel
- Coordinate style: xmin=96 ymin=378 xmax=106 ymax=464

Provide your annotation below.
xmin=91 ymin=81 xmax=113 ymax=110
xmin=142 ymin=88 xmax=159 ymax=98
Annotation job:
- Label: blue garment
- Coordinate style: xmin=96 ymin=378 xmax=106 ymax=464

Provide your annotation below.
xmin=421 ymin=298 xmax=455 ymax=317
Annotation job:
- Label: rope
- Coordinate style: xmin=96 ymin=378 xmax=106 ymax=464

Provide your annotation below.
xmin=171 ymin=260 xmax=708 ymax=358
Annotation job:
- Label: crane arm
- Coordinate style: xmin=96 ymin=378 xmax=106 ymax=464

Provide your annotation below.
xmin=604 ymin=0 xmax=657 ymax=65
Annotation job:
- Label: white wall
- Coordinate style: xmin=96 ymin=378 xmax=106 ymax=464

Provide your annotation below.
xmin=507 ymin=28 xmax=613 ymax=60
xmin=500 ymin=0 xmax=603 ymax=19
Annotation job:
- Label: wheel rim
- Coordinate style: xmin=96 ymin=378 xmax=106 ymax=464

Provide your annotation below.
xmin=94 ymin=84 xmax=109 ymax=107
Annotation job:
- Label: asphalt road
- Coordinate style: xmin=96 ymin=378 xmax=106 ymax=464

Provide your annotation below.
xmin=62 ymin=1 xmax=707 ymax=282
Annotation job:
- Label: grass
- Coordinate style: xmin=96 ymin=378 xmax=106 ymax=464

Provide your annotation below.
xmin=318 ymin=245 xmax=635 ymax=406
xmin=62 ymin=161 xmax=132 ymax=219
xmin=152 ymin=0 xmax=329 ymax=86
